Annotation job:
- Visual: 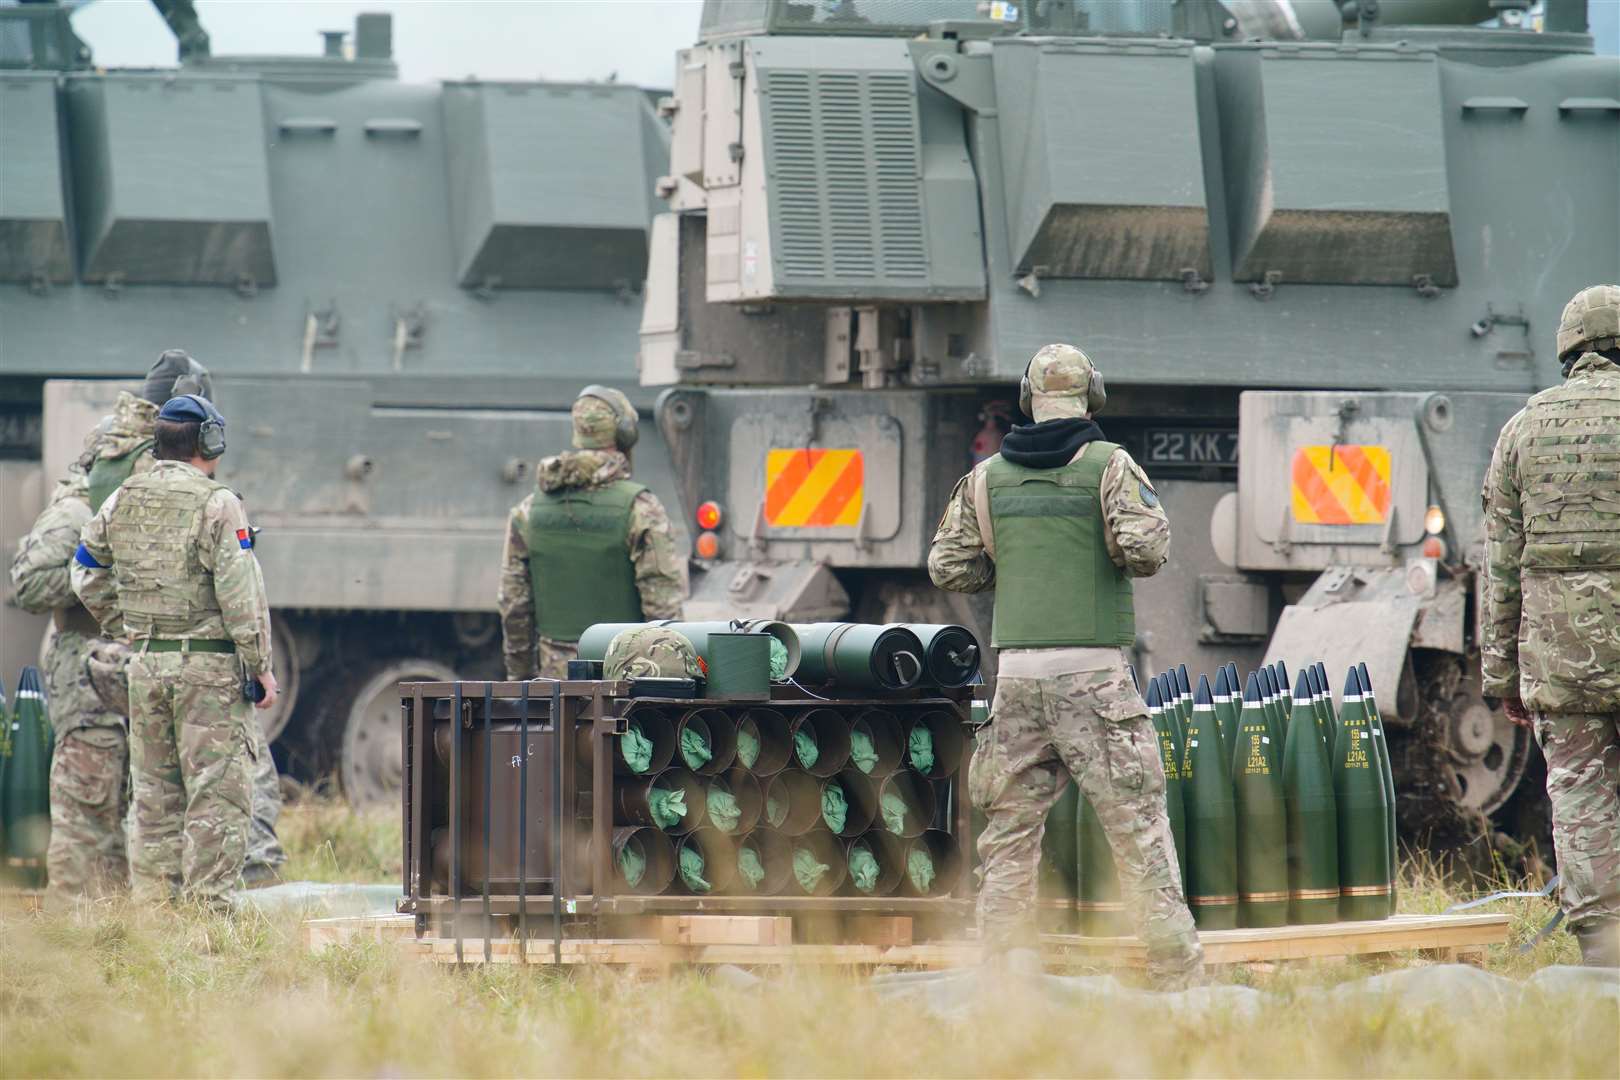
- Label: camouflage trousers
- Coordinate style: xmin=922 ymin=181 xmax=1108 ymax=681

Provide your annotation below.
xmin=1532 ymin=710 xmax=1619 ymax=931
xmin=538 ymin=637 xmax=580 ymax=680
xmin=246 ymin=721 xmax=286 ymax=879
xmin=972 ymin=648 xmax=1204 ymax=989
xmin=128 ymin=650 xmax=255 ymax=906
xmin=43 ymin=629 xmax=130 ymax=901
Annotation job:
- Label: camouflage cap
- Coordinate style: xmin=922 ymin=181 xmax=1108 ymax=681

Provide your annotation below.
xmin=1024 ymin=343 xmax=1101 ymax=421
xmin=84 ymin=639 xmax=132 ymax=716
xmin=573 ymin=386 xmax=638 ymax=450
xmin=604 ymin=627 xmax=703 ymax=681
xmin=1557 ymin=285 xmax=1620 ymax=359
xmin=142 ymin=349 xmax=213 ymax=405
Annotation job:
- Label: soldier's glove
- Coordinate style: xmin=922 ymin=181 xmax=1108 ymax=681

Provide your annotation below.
xmin=1497 ymin=696 xmax=1532 ymax=729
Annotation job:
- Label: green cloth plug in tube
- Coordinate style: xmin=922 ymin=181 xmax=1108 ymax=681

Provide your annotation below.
xmin=908 ymin=725 xmax=935 ymax=774
xmin=737 ymin=845 xmax=765 ymax=890
xmin=794 ymin=728 xmax=819 ymax=769
xmin=793 ymin=847 xmax=830 ymax=892
xmin=621 ymin=721 xmax=653 ymax=774
xmin=849 ymin=730 xmax=879 ymax=774
xmin=618 ymin=842 xmax=647 ymax=889
xmin=881 ymin=791 xmax=909 ymax=835
xmin=736 ymin=726 xmax=760 ymax=769
xmin=766 ymin=789 xmax=788 ymax=828
xmin=907 ymin=848 xmax=936 ymax=894
xmin=821 ymin=782 xmax=848 ymax=834
xmin=769 ymin=637 xmax=789 ymax=681
xmin=679 ymin=846 xmax=711 ymax=892
xmin=680 ymin=725 xmax=712 ymax=770
xmin=849 ymin=843 xmax=881 ymax=893
xmin=649 ymin=785 xmax=687 ymax=830
xmin=707 ymin=787 xmax=742 ymax=833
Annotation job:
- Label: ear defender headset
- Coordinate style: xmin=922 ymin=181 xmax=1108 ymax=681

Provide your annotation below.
xmin=1018 ymin=354 xmax=1107 ymax=419
xmin=578 ymin=384 xmax=639 ymax=450
xmin=158 ymin=394 xmax=228 ymax=459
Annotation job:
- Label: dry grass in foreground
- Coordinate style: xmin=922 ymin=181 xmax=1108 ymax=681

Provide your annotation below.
xmin=0 ymin=793 xmax=1609 ymax=1079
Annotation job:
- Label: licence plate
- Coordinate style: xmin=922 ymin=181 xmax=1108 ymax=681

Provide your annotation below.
xmin=1144 ymin=428 xmax=1238 ymax=467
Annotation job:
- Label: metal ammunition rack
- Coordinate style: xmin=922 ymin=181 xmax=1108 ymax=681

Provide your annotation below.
xmin=399 ymin=680 xmax=975 ymax=959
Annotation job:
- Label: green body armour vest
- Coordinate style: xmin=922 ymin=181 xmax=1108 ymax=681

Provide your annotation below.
xmin=526 ymin=479 xmax=647 ymax=642
xmin=87 ymin=439 xmax=153 ymax=513
xmin=1518 ymin=372 xmax=1620 ymax=572
xmin=985 ymin=443 xmax=1135 ymax=649
xmin=104 ymin=465 xmax=227 ymax=636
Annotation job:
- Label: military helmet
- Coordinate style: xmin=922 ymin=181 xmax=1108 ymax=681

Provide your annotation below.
xmin=142 ymin=348 xmax=213 ymax=405
xmin=1557 ymin=285 xmax=1620 ymax=360
xmin=573 ymin=385 xmax=639 ymax=451
xmin=1019 ymin=343 xmax=1106 ymax=421
xmin=604 ymin=627 xmax=703 ymax=681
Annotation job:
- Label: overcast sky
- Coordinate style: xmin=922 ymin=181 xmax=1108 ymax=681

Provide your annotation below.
xmin=68 ymin=0 xmax=1617 ymax=83
xmin=72 ymin=1 xmax=706 ymax=88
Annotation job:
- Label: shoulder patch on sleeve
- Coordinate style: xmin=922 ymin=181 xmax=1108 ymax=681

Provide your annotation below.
xmin=1138 ymin=481 xmax=1160 ymax=508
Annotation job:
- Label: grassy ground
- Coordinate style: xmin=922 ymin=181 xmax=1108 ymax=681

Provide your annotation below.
xmin=1 ymin=794 xmax=1611 ymax=1079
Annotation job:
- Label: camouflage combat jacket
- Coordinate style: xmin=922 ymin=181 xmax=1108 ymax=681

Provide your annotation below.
xmin=74 ymin=461 xmax=274 ymax=677
xmin=1482 ymin=352 xmax=1620 ymax=711
xmin=928 ymin=441 xmax=1170 ymax=599
xmin=497 ymin=449 xmax=685 ymax=679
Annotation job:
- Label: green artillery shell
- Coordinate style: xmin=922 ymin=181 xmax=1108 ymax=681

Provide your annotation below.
xmin=1077 ymin=789 xmax=1126 ymax=937
xmin=1037 ymin=779 xmax=1080 ymax=933
xmin=1212 ymin=666 xmax=1239 ymax=764
xmin=1333 ymin=669 xmax=1392 ymax=921
xmin=1182 ymin=676 xmax=1238 ymax=930
xmin=1283 ymin=676 xmax=1339 ymax=924
xmin=1233 ymin=673 xmax=1288 ymax=928
xmin=1147 ymin=680 xmax=1188 ymax=890
xmin=1359 ymin=663 xmax=1399 ymax=917
xmin=1 ymin=667 xmax=52 ymax=888
xmin=1175 ymin=665 xmax=1194 ymax=747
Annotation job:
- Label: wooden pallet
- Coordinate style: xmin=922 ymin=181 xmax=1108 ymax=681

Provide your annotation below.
xmin=303 ymin=911 xmax=1511 ymax=970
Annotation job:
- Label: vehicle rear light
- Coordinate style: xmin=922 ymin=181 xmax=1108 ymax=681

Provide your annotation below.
xmin=696 ymin=501 xmax=723 ymax=530
xmin=694 ymin=531 xmax=721 ymax=560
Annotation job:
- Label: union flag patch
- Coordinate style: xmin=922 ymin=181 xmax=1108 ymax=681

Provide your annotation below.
xmin=237 ymin=528 xmax=253 ymax=550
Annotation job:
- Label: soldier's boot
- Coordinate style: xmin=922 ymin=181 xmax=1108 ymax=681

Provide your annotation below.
xmin=1572 ymin=918 xmax=1620 ymax=968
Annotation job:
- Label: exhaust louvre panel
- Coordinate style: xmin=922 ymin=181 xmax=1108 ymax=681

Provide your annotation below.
xmin=760 ymin=66 xmax=927 ymax=287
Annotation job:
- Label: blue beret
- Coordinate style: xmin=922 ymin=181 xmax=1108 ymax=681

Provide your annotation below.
xmin=157 ymin=394 xmax=225 ymax=425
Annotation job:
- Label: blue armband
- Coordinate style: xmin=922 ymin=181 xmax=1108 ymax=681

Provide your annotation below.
xmin=74 ymin=543 xmax=105 ymax=569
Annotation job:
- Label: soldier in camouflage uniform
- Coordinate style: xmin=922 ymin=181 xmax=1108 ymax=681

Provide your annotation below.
xmin=9 ymin=461 xmax=131 ymax=900
xmin=1482 ymin=285 xmax=1620 ymax=968
xmin=929 ymin=344 xmax=1203 ymax=989
xmin=498 ymin=386 xmax=685 ymax=680
xmin=73 ymin=395 xmax=279 ymax=908
xmin=8 ymin=351 xmax=281 ymax=897
xmin=604 ymin=626 xmax=704 ymax=682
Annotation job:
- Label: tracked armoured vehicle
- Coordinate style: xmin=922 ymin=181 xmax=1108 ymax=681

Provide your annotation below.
xmin=0 ymin=4 xmax=682 ymax=805
xmin=638 ymin=0 xmax=1619 ymax=849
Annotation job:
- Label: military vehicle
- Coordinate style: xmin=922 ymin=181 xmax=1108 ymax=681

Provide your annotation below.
xmin=638 ymin=0 xmax=1619 ymax=847
xmin=0 ymin=3 xmax=682 ymax=805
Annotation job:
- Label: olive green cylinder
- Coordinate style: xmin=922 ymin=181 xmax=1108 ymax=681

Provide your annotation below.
xmin=1333 ymin=682 xmax=1392 ymax=921
xmin=1182 ymin=698 xmax=1238 ymax=930
xmin=905 ymin=623 xmax=982 ymax=689
xmin=790 ymin=623 xmax=926 ymax=691
xmin=1282 ymin=685 xmax=1339 ymax=925
xmin=1077 ymin=789 xmax=1126 ymax=937
xmin=1232 ymin=696 xmax=1288 ymax=928
xmin=577 ymin=620 xmax=802 ymax=678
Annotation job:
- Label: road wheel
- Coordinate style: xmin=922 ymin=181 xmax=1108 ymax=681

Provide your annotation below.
xmin=339 ymin=657 xmax=458 ymax=808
